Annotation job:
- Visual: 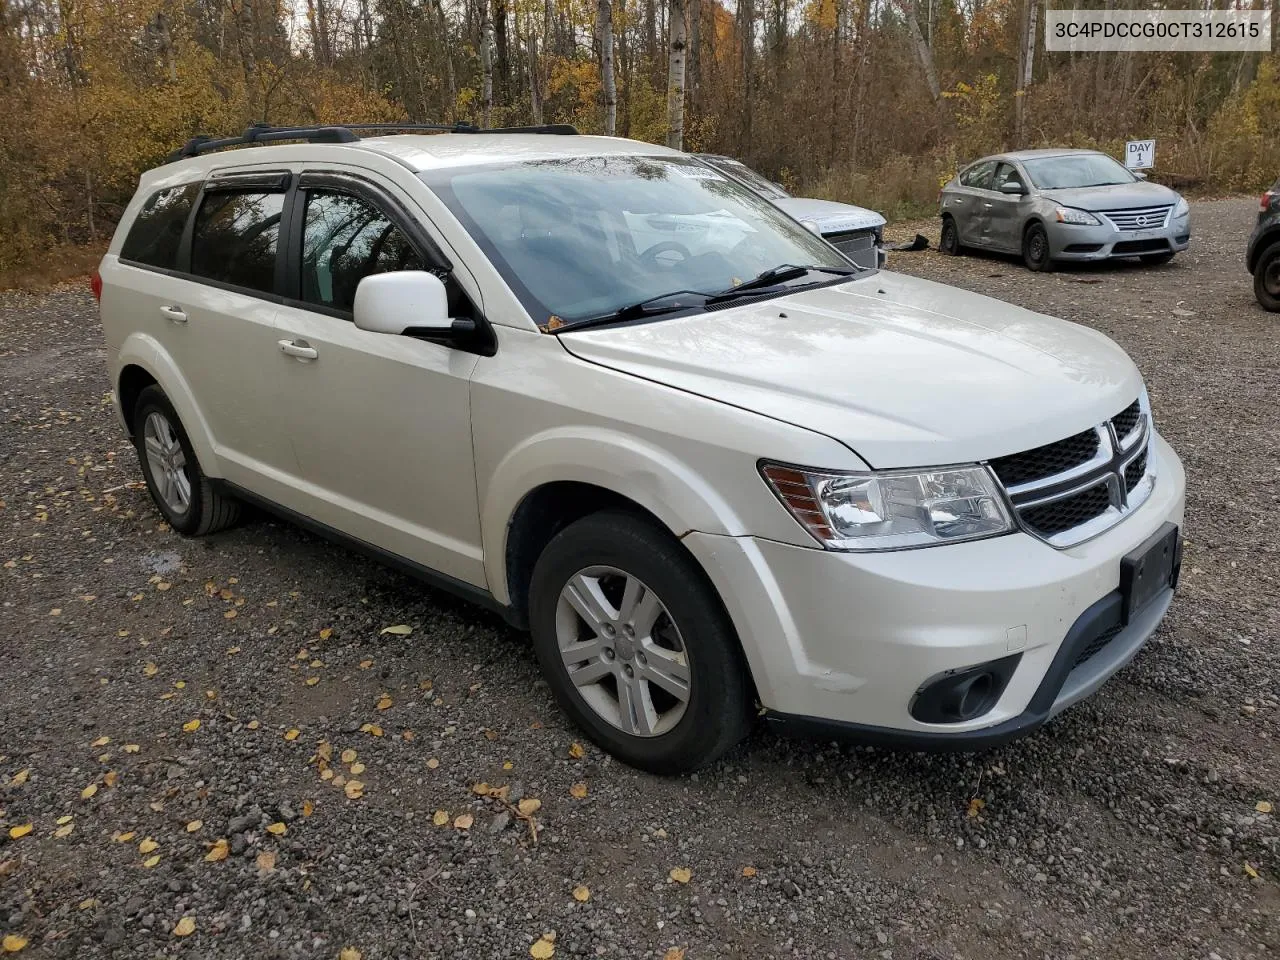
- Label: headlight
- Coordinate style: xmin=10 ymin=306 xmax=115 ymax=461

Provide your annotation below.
xmin=761 ymin=462 xmax=1015 ymax=551
xmin=1055 ymin=207 xmax=1100 ymax=225
xmin=1173 ymin=196 xmax=1189 ymax=218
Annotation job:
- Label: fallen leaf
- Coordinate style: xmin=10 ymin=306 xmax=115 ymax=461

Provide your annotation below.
xmin=204 ymin=839 xmax=229 ymax=862
xmin=426 ymin=758 xmax=440 ymax=769
xmin=338 ymin=949 xmax=362 ymax=960
xmin=2 ymin=934 xmax=29 ymax=952
xmin=517 ymin=798 xmax=542 ymax=817
xmin=568 ymin=742 xmax=585 ymax=760
xmin=569 ymin=783 xmax=588 ymax=799
xmin=360 ymin=723 xmax=384 ymax=737
xmin=182 ymin=719 xmax=200 ymax=733
xmin=54 ymin=824 xmax=74 ymax=838
xmin=529 ymin=938 xmax=555 ymax=959
xmin=174 ymin=681 xmax=186 ymax=689
xmin=502 ymin=760 xmax=513 ymax=770
xmin=103 ymin=771 xmax=119 ymax=788
xmin=741 ymin=865 xmax=757 ymax=877
xmin=484 ymin=729 xmax=499 ymax=741
xmin=453 ymin=813 xmax=474 ymax=830
xmin=186 ymin=819 xmax=203 ymax=833
xmin=246 ymin=720 xmax=260 ymax=730
xmin=226 ymin=646 xmax=241 ymax=655
xmin=284 ymin=729 xmax=300 ymax=742
xmin=256 ymin=851 xmax=276 ymax=872
xmin=319 ymin=628 xmax=333 ymax=640
xmin=380 ymin=624 xmax=412 ymax=636
xmin=359 ymin=659 xmax=373 ymax=670
xmin=302 ymin=800 xmax=314 ymax=817
xmin=56 ymin=815 xmax=72 ymax=826
xmin=266 ymin=822 xmax=287 ymax=835
xmin=376 ymin=694 xmax=393 ymax=711
xmin=1257 ymin=801 xmax=1273 ymax=814
xmin=81 ymin=783 xmax=98 ymax=800
xmin=116 ymin=831 xmax=136 ymax=843
xmin=142 ymin=854 xmax=161 ymax=868
xmin=223 ymin=609 xmax=236 ymax=619
xmin=349 ymin=762 xmax=366 ymax=776
xmin=172 ymin=916 xmax=195 ymax=937
xmin=143 ymin=662 xmax=159 ymax=676
xmin=305 ymin=676 xmax=320 ymax=686
xmin=967 ymin=797 xmax=986 ymax=818
xmin=344 ymin=780 xmax=365 ymax=799
xmin=669 ymin=867 xmax=691 ymax=884
xmin=123 ymin=743 xmax=140 ymax=753
xmin=472 ymin=782 xmax=490 ymax=796
xmin=432 ymin=810 xmax=449 ymax=826
xmin=10 ymin=769 xmax=29 ymax=787
xmin=341 ymin=748 xmax=358 ymax=764
xmin=320 ymin=769 xmax=335 ymax=781
xmin=138 ymin=838 xmax=158 ymax=854
xmin=156 ymin=581 xmax=172 ymax=592
xmin=91 ymin=736 xmax=110 ymax=747
xmin=572 ymin=885 xmax=590 ymax=902
xmin=663 ymin=949 xmax=686 ymax=960
xmin=401 ymin=730 xmax=415 ymax=742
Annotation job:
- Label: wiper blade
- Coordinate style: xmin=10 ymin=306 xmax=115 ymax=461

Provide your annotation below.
xmin=706 ymin=264 xmax=856 ymax=302
xmin=555 ymin=290 xmax=708 ymax=332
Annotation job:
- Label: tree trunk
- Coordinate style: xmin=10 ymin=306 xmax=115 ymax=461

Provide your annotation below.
xmin=687 ymin=0 xmax=701 ymax=113
xmin=1015 ymin=0 xmax=1038 ymax=143
xmin=645 ymin=0 xmax=657 ymax=63
xmin=666 ymin=0 xmax=687 ymax=149
xmin=906 ymin=0 xmax=940 ymax=103
xmin=493 ymin=0 xmax=510 ymax=104
xmin=737 ymin=0 xmax=754 ymax=152
xmin=481 ymin=3 xmax=494 ymax=125
xmin=597 ymin=0 xmax=616 ymax=135
xmin=433 ymin=0 xmax=457 ymax=116
xmin=528 ymin=33 xmax=542 ymax=123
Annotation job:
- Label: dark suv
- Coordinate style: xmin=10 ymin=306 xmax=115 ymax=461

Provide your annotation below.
xmin=1248 ymin=178 xmax=1280 ymax=311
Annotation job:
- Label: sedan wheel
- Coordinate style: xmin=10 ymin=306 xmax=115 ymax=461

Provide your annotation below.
xmin=1255 ymin=242 xmax=1280 ymax=312
xmin=1023 ymin=223 xmax=1054 ymax=272
xmin=940 ymin=217 xmax=961 ymax=256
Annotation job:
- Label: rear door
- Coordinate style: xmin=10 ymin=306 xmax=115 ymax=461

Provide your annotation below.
xmin=267 ymin=172 xmax=487 ymax=586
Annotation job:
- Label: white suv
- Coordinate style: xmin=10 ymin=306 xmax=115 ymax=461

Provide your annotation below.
xmin=97 ymin=124 xmax=1185 ymax=773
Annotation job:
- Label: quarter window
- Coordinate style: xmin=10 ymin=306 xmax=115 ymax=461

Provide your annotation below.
xmin=120 ymin=183 xmax=199 ymax=269
xmin=300 ymin=190 xmax=424 ymax=313
xmin=190 ymin=191 xmax=285 ymax=293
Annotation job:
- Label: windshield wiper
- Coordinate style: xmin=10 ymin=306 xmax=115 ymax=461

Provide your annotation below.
xmin=705 ymin=264 xmax=856 ymax=303
xmin=555 ymin=290 xmax=709 ymax=332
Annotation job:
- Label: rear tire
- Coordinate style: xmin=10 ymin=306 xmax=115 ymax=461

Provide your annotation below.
xmin=132 ymin=385 xmax=240 ymax=536
xmin=1254 ymin=241 xmax=1280 ymax=312
xmin=1140 ymin=251 xmax=1175 ymax=265
xmin=528 ymin=510 xmax=752 ymax=774
xmin=939 ymin=216 xmax=962 ymax=256
xmin=1022 ymin=222 xmax=1054 ymax=272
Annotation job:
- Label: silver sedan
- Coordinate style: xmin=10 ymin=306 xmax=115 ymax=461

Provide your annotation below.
xmin=938 ymin=149 xmax=1190 ymax=271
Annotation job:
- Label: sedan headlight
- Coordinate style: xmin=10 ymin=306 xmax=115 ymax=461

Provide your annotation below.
xmin=761 ymin=462 xmax=1014 ymax=551
xmin=1055 ymin=206 xmax=1101 ymax=225
xmin=1172 ymin=196 xmax=1189 ymax=218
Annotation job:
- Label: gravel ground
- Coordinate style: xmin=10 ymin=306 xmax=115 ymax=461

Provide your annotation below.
xmin=1 ymin=197 xmax=1277 ymax=960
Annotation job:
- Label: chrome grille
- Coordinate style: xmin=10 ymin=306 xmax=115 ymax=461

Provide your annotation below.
xmin=987 ymin=398 xmax=1154 ymax=548
xmin=1100 ymin=205 xmax=1172 ymax=231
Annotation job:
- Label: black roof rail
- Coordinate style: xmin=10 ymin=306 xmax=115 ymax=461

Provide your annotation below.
xmin=167 ymin=121 xmax=579 ymax=162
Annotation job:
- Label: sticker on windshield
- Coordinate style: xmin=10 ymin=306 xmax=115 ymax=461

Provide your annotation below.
xmin=661 ymin=162 xmax=725 ymax=181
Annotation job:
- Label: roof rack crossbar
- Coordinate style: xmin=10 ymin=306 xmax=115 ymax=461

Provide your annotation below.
xmin=167 ymin=120 xmax=579 ymax=162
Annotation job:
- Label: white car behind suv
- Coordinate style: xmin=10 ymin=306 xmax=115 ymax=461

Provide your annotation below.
xmin=97 ymin=123 xmax=1185 ymax=773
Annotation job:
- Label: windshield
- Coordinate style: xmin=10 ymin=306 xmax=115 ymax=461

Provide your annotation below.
xmin=701 ymin=157 xmax=791 ymax=201
xmin=422 ymin=155 xmax=848 ymax=325
xmin=1022 ymin=154 xmax=1136 ymax=190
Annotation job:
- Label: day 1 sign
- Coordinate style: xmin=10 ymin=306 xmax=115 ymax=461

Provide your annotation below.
xmin=1126 ymin=140 xmax=1155 ymax=170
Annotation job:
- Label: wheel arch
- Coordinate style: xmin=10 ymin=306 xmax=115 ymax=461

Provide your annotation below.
xmin=114 ymin=334 xmax=219 ymax=474
xmin=1248 ymin=228 xmax=1280 ymax=273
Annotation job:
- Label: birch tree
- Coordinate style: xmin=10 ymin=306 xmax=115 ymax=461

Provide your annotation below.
xmin=666 ymin=0 xmax=687 ymax=149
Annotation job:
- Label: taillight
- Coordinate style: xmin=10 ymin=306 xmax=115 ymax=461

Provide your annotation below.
xmin=91 ymin=270 xmax=102 ymax=301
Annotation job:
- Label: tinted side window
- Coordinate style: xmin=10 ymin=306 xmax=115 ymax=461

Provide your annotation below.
xmin=962 ymin=161 xmax=996 ymax=190
xmin=120 ymin=183 xmax=199 ymax=269
xmin=191 ymin=191 xmax=285 ymax=293
xmin=300 ymin=191 xmax=423 ymax=313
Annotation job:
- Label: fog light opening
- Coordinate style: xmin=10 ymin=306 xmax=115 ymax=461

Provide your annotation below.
xmin=910 ymin=654 xmax=1021 ymax=725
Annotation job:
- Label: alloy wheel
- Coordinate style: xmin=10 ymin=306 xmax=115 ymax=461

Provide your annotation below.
xmin=143 ymin=411 xmax=191 ymax=514
xmin=555 ymin=565 xmax=691 ymax=737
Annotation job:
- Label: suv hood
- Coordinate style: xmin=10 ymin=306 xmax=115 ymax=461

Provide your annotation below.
xmin=560 ymin=272 xmax=1142 ymax=468
xmin=773 ymin=197 xmax=886 ymax=233
xmin=1041 ymin=180 xmax=1180 ymax=212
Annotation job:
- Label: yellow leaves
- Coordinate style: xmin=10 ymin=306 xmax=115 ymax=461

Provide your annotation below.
xmin=501 ymin=759 xmax=512 ymax=770
xmin=305 ymin=677 xmax=321 ymax=687
xmin=1257 ymin=801 xmax=1273 ymax=814
xmin=80 ymin=783 xmax=98 ymax=800
xmin=182 ymin=719 xmax=200 ymax=733
xmin=668 ymin=867 xmax=691 ymax=884
xmin=186 ymin=820 xmax=203 ymax=833
xmin=426 ymin=758 xmax=440 ymax=770
xmin=246 ymin=720 xmax=260 ymax=730
xmin=142 ymin=854 xmax=161 ymax=868
xmin=529 ymin=937 xmax=555 ymax=959
xmin=10 ymin=769 xmax=29 ymax=787
xmin=143 ymin=662 xmax=158 ymax=677
xmin=91 ymin=736 xmax=110 ymax=747
xmin=123 ymin=744 xmax=140 ymax=754
xmin=453 ymin=813 xmax=474 ymax=830
xmin=316 ymin=741 xmax=333 ymax=762
xmin=472 ymin=782 xmax=491 ymax=796
xmin=338 ymin=949 xmax=362 ymax=960
xmin=226 ymin=646 xmax=241 ymax=655
xmin=138 ymin=838 xmax=158 ymax=854
xmin=401 ymin=730 xmax=415 ymax=742
xmin=349 ymin=763 xmax=366 ymax=776
xmin=223 ymin=609 xmax=237 ymax=619
xmin=155 ymin=581 xmax=172 ymax=592
xmin=568 ymin=742 xmax=585 ymax=760
xmin=571 ymin=885 xmax=590 ymax=902
xmin=56 ymin=815 xmax=72 ymax=826
xmin=358 ymin=659 xmax=374 ymax=670
xmin=741 ymin=865 xmax=757 ymax=878
xmin=432 ymin=810 xmax=450 ymax=826
xmin=569 ymin=783 xmax=588 ymax=799
xmin=967 ymin=797 xmax=986 ymax=818
xmin=380 ymin=624 xmax=412 ymax=636
xmin=284 ymin=729 xmax=300 ymax=742
xmin=344 ymin=780 xmax=365 ymax=800
xmin=54 ymin=823 xmax=75 ymax=838
xmin=341 ymin=749 xmax=358 ymax=764
xmin=204 ymin=839 xmax=229 ymax=862
xmin=256 ymin=851 xmax=277 ymax=872
xmin=1244 ymin=862 xmax=1259 ymax=879
xmin=663 ymin=949 xmax=687 ymax=960
xmin=266 ymin=822 xmax=287 ymax=836
xmin=359 ymin=723 xmax=383 ymax=737
xmin=172 ymin=916 xmax=195 ymax=937
xmin=517 ymin=798 xmax=542 ymax=817
xmin=375 ymin=694 xmax=393 ymax=711
xmin=2 ymin=934 xmax=29 ymax=953
xmin=115 ymin=831 xmax=136 ymax=843
xmin=103 ymin=771 xmax=119 ymax=788
xmin=302 ymin=800 xmax=314 ymax=818
xmin=318 ymin=627 xmax=333 ymax=640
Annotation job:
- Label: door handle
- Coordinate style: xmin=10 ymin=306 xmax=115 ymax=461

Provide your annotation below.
xmin=982 ymin=202 xmax=994 ymax=209
xmin=159 ymin=305 xmax=187 ymax=323
xmin=278 ymin=339 xmax=318 ymax=361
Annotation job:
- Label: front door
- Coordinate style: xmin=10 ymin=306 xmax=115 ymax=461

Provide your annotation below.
xmin=984 ymin=163 xmax=1027 ymax=253
xmin=268 ymin=177 xmax=486 ymax=587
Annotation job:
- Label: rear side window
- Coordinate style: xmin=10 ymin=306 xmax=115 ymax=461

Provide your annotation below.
xmin=191 ymin=191 xmax=286 ymax=293
xmin=120 ymin=183 xmax=199 ymax=269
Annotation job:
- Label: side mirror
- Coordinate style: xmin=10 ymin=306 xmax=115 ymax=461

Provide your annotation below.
xmin=354 ymin=271 xmax=450 ymax=336
xmin=999 ymin=180 xmax=1026 ymax=195
xmin=1133 ymin=170 xmax=1148 ymax=180
xmin=801 ymin=220 xmax=823 ymax=235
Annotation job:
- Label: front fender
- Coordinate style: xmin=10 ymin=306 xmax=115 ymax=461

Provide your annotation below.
xmin=114 ymin=333 xmax=220 ymax=477
xmin=480 ymin=426 xmax=745 ymax=606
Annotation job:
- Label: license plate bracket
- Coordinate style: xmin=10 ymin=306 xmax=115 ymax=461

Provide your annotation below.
xmin=1120 ymin=522 xmax=1181 ymax=623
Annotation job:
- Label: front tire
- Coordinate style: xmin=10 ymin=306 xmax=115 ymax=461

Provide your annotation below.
xmin=1254 ymin=241 xmax=1280 ymax=312
xmin=939 ymin=216 xmax=962 ymax=256
xmin=1022 ymin=222 xmax=1054 ymax=272
xmin=528 ymin=511 xmax=752 ymax=774
xmin=132 ymin=385 xmax=240 ymax=536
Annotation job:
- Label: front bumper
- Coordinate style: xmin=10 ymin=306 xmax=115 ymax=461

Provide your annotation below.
xmin=1049 ymin=213 xmax=1190 ymax=261
xmin=683 ymin=432 xmax=1185 ymax=746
